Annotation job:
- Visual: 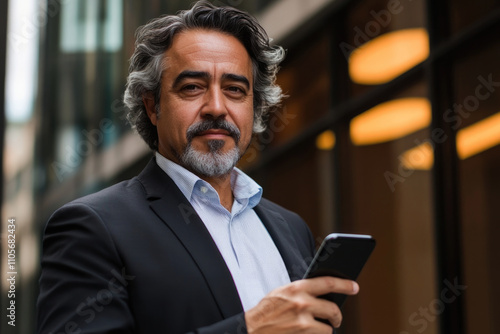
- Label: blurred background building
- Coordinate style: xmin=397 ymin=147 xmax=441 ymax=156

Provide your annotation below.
xmin=1 ymin=0 xmax=499 ymax=333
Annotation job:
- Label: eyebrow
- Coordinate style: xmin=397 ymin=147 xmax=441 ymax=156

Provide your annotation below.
xmin=172 ymin=70 xmax=251 ymax=90
xmin=222 ymin=73 xmax=250 ymax=89
xmin=172 ymin=71 xmax=210 ymax=88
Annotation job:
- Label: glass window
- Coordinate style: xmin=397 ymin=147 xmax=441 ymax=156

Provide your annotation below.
xmin=448 ymin=0 xmax=500 ymax=35
xmin=341 ymin=0 xmax=427 ymax=98
xmin=454 ymin=35 xmax=500 ymax=334
xmin=59 ymin=0 xmax=123 ymax=53
xmin=28 ymin=1 xmax=500 ymax=333
xmin=273 ymin=29 xmax=331 ymax=146
xmin=45 ymin=0 xmax=127 ymax=185
xmin=337 ymin=81 xmax=438 ymax=334
xmin=239 ymin=27 xmax=332 ymax=169
xmin=250 ymin=134 xmax=337 ymax=240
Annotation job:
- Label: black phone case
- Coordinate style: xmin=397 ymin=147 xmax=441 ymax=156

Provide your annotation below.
xmin=304 ymin=234 xmax=376 ymax=308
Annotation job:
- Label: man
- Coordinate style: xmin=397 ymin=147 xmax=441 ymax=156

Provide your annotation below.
xmin=37 ymin=1 xmax=359 ymax=333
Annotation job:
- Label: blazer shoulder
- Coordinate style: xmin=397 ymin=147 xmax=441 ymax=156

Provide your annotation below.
xmin=257 ymin=198 xmax=314 ymax=245
xmin=63 ymin=157 xmax=168 ymax=211
xmin=258 ymin=197 xmax=306 ymax=224
xmin=70 ymin=177 xmax=146 ymax=208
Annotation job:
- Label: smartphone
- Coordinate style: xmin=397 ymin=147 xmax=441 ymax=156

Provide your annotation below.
xmin=303 ymin=233 xmax=376 ymax=308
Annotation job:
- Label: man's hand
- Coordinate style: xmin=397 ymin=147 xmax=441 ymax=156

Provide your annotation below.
xmin=244 ymin=277 xmax=359 ymax=334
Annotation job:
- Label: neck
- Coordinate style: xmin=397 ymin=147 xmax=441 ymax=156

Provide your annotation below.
xmin=201 ymin=174 xmax=234 ymax=212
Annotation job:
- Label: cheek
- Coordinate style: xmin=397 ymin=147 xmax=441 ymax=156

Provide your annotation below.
xmin=157 ymin=111 xmax=188 ymax=146
xmin=160 ymin=99 xmax=194 ymax=130
xmin=169 ymin=116 xmax=191 ymax=142
xmin=238 ymin=110 xmax=255 ymax=143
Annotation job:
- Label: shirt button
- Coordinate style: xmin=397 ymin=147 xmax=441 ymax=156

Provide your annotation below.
xmin=200 ymin=186 xmax=208 ymax=194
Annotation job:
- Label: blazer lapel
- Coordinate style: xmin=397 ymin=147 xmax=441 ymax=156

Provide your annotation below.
xmin=254 ymin=204 xmax=309 ymax=281
xmin=138 ymin=159 xmax=244 ymax=318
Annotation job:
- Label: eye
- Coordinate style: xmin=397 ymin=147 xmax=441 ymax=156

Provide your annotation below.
xmin=179 ymin=83 xmax=205 ymax=97
xmin=228 ymin=86 xmax=244 ymax=93
xmin=182 ymin=84 xmax=201 ymax=91
xmin=225 ymin=85 xmax=247 ymax=97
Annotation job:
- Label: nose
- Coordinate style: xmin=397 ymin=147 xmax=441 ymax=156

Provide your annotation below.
xmin=201 ymin=87 xmax=228 ymax=119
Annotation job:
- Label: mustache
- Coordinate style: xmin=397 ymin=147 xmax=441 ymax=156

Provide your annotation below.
xmin=186 ymin=119 xmax=241 ymax=143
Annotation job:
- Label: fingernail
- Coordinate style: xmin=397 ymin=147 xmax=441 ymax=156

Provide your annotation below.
xmin=352 ymin=282 xmax=359 ymax=294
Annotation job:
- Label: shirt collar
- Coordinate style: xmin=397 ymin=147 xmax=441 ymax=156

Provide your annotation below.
xmin=155 ymin=152 xmax=263 ymax=208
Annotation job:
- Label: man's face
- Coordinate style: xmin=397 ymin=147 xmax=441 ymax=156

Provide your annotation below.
xmin=144 ymin=29 xmax=254 ymax=177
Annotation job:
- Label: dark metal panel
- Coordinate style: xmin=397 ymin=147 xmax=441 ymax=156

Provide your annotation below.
xmin=425 ymin=1 xmax=465 ymax=334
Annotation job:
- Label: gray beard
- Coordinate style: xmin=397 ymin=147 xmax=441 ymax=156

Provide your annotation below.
xmin=180 ymin=139 xmax=240 ymax=178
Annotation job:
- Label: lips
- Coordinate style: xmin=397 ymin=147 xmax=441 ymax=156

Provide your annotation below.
xmin=198 ymin=129 xmax=231 ymax=136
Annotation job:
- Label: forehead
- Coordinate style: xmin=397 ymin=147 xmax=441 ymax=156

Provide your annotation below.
xmin=164 ymin=29 xmax=253 ymax=78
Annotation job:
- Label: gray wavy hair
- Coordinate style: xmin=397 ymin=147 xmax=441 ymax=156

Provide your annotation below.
xmin=123 ymin=0 xmax=285 ymax=150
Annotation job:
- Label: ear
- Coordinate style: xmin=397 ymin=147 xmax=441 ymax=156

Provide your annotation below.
xmin=142 ymin=92 xmax=158 ymax=125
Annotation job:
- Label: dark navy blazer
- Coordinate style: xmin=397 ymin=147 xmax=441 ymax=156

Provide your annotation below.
xmin=37 ymin=158 xmax=315 ymax=334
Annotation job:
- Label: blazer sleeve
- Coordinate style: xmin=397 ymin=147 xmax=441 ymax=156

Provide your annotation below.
xmin=37 ymin=202 xmax=251 ymax=334
xmin=37 ymin=202 xmax=136 ymax=334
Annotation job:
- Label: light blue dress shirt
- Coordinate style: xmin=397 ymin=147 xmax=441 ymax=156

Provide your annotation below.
xmin=155 ymin=152 xmax=291 ymax=310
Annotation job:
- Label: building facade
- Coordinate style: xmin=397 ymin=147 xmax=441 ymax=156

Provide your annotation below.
xmin=2 ymin=0 xmax=500 ymax=333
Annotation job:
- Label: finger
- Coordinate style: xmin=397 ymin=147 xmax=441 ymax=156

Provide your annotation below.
xmin=310 ymin=317 xmax=338 ymax=333
xmin=294 ymin=312 xmax=337 ymax=334
xmin=301 ymin=276 xmax=359 ymax=297
xmin=304 ymin=295 xmax=343 ymax=328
